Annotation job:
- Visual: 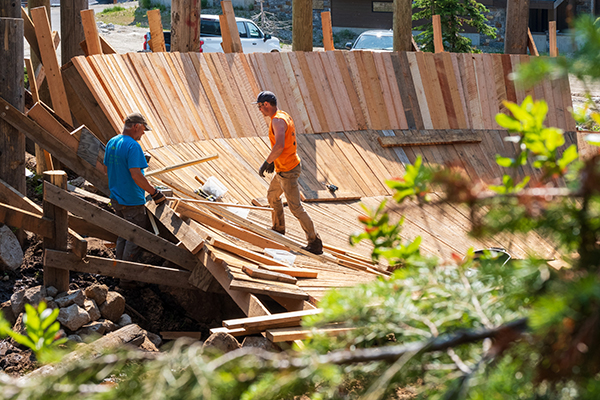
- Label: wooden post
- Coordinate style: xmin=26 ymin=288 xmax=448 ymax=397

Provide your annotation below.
xmin=147 ymin=8 xmax=166 ymax=52
xmin=432 ymin=14 xmax=443 ymax=53
xmin=220 ymin=1 xmax=242 ymax=53
xmin=31 ymin=6 xmax=73 ymax=125
xmin=549 ymin=20 xmax=558 ymax=57
xmin=0 ymin=18 xmax=26 ymax=197
xmin=0 ymin=0 xmax=20 ymax=17
xmin=527 ymin=28 xmax=539 ymax=56
xmin=393 ymin=0 xmax=412 ymax=52
xmin=43 ymin=171 xmax=69 ymax=292
xmin=171 ymin=0 xmax=201 ymax=52
xmin=61 ymin=0 xmax=87 ymax=65
xmin=504 ymin=0 xmax=530 ymax=54
xmin=80 ymin=9 xmax=102 ymax=55
xmin=321 ymin=11 xmax=334 ymax=51
xmin=219 ymin=15 xmax=233 ymax=53
xmin=292 ymin=0 xmax=313 ymax=51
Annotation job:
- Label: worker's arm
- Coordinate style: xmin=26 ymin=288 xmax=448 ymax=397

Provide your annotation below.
xmin=129 ymin=168 xmax=156 ymax=195
xmin=266 ymin=118 xmax=287 ymax=163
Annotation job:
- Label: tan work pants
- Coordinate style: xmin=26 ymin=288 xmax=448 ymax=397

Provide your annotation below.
xmin=267 ymin=163 xmax=318 ymax=242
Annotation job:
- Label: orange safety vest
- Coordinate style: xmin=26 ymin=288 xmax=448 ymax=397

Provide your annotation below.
xmin=269 ymin=110 xmax=301 ymax=172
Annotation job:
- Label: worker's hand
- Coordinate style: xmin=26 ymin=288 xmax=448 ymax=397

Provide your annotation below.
xmin=259 ymin=161 xmax=275 ymax=177
xmin=151 ymin=188 xmax=166 ymax=205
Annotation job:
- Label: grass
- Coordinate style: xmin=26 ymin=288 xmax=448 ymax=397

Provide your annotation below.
xmin=95 ymin=6 xmax=171 ymax=29
xmin=99 ymin=6 xmax=126 ymax=14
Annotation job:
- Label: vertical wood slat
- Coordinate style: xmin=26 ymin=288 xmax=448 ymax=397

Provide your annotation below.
xmin=43 ymin=171 xmax=70 ymax=292
xmin=80 ymin=9 xmax=101 ymax=55
xmin=433 ymin=15 xmax=444 ymax=53
xmin=148 ymin=8 xmax=166 ymax=52
xmin=220 ymin=1 xmax=242 ymax=53
xmin=321 ymin=11 xmax=334 ymax=51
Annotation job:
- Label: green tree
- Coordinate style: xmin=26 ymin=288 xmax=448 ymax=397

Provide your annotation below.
xmin=412 ymin=0 xmax=497 ymax=53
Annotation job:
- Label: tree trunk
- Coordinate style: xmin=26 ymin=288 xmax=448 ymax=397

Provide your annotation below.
xmin=292 ymin=0 xmax=313 ymax=51
xmin=61 ymin=0 xmax=87 ymax=65
xmin=393 ymin=0 xmax=413 ymax=52
xmin=171 ymin=0 xmax=201 ymax=52
xmin=504 ymin=0 xmax=530 ymax=54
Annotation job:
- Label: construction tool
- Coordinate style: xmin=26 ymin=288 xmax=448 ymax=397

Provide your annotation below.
xmin=194 ymin=187 xmax=216 ymax=202
xmin=324 ymin=183 xmax=338 ymax=193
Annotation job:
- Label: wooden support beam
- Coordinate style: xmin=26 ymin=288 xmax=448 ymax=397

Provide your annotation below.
xmin=377 ymin=130 xmax=483 ymax=147
xmin=21 ymin=7 xmax=41 ymax=62
xmin=25 ymin=59 xmax=40 ymax=103
xmin=0 ymin=17 xmax=26 ymax=197
xmin=43 ymin=171 xmax=70 ymax=292
xmin=393 ymin=0 xmax=413 ymax=52
xmin=147 ymin=9 xmax=166 ymax=52
xmin=505 ymin=0 xmax=530 ymax=54
xmin=300 ymin=191 xmax=362 ymax=202
xmin=209 ymin=237 xmax=293 ymax=268
xmin=171 ymin=0 xmax=201 ymax=52
xmin=0 ymin=201 xmax=54 ymax=238
xmin=60 ymin=0 xmax=87 ymax=65
xmin=198 ymin=248 xmax=271 ymax=317
xmin=145 ymin=154 xmax=218 ymax=177
xmin=174 ymin=201 xmax=288 ymax=251
xmin=223 ymin=308 xmax=321 ymax=329
xmin=411 ymin=36 xmax=420 ymax=52
xmin=321 ymin=11 xmax=334 ymax=51
xmin=44 ymin=249 xmax=196 ymax=289
xmin=0 ymin=97 xmax=110 ymax=195
xmin=43 ymin=182 xmax=199 ymax=270
xmin=218 ymin=15 xmax=232 ymax=53
xmin=30 ymin=6 xmax=72 ymax=125
xmin=549 ymin=21 xmax=558 ymax=57
xmin=27 ymin=102 xmax=78 ymax=151
xmin=266 ymin=324 xmax=352 ymax=342
xmin=527 ymin=28 xmax=539 ymax=56
xmin=80 ymin=9 xmax=102 ymax=55
xmin=228 ymin=278 xmax=309 ymax=300
xmin=68 ymin=214 xmax=118 ymax=242
xmin=220 ymin=1 xmax=242 ymax=53
xmin=432 ymin=15 xmax=443 ymax=53
xmin=242 ymin=265 xmax=297 ymax=284
xmin=292 ymin=0 xmax=312 ymax=51
xmin=259 ymin=265 xmax=318 ymax=278
xmin=145 ymin=200 xmax=205 ymax=254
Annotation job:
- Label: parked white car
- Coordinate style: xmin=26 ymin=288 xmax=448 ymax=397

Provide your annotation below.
xmin=143 ymin=14 xmax=280 ymax=53
xmin=346 ymin=30 xmax=393 ymax=51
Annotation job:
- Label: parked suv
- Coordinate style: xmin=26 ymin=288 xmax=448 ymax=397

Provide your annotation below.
xmin=143 ymin=14 xmax=280 ymax=53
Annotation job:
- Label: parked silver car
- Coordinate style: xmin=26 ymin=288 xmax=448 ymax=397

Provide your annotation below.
xmin=346 ymin=29 xmax=393 ymax=51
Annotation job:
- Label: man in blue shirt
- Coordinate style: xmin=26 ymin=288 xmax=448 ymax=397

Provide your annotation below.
xmin=104 ymin=113 xmax=165 ymax=263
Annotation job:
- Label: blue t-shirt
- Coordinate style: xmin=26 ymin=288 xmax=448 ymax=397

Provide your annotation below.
xmin=104 ymin=134 xmax=149 ymax=206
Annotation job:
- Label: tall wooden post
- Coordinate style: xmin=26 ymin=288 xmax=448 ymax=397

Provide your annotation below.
xmin=504 ymin=0 xmax=529 ymax=54
xmin=321 ymin=11 xmax=334 ymax=51
xmin=172 ymin=0 xmax=201 ymax=52
xmin=393 ymin=0 xmax=412 ymax=52
xmin=292 ymin=0 xmax=313 ymax=51
xmin=0 ymin=13 xmax=26 ymax=197
xmin=43 ymin=171 xmax=69 ymax=292
xmin=61 ymin=0 xmax=87 ymax=65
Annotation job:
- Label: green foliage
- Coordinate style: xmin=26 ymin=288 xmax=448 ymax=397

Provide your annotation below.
xmin=0 ymin=301 xmax=66 ymax=363
xmin=412 ymin=0 xmax=496 ymax=53
xmin=99 ymin=6 xmax=126 ymax=14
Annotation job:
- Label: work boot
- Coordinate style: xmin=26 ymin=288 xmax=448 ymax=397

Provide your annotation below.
xmin=302 ymin=237 xmax=323 ymax=255
xmin=271 ymin=227 xmax=285 ymax=235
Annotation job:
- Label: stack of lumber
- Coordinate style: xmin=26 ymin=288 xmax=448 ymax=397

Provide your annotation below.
xmin=62 ymin=51 xmax=576 ymax=148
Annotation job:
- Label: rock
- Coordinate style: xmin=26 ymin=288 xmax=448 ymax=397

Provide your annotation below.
xmin=117 ymin=313 xmax=132 ymax=327
xmin=55 ymin=290 xmax=86 ymax=308
xmin=139 ymin=336 xmax=159 ymax=352
xmin=202 ymin=332 xmax=241 ymax=354
xmin=83 ymin=299 xmax=101 ymax=321
xmin=67 ymin=334 xmax=83 ymax=343
xmin=77 ymin=321 xmax=106 ymax=337
xmin=24 ymin=286 xmax=47 ymax=307
xmin=10 ymin=290 xmax=25 ymax=316
xmin=0 ymin=225 xmax=24 ymax=271
xmin=241 ymin=336 xmax=281 ymax=352
xmin=84 ymin=284 xmax=108 ymax=306
xmin=46 ymin=286 xmax=58 ymax=297
xmin=44 ymin=297 xmax=58 ymax=310
xmin=100 ymin=318 xmax=119 ymax=333
xmin=146 ymin=331 xmax=162 ymax=348
xmin=12 ymin=313 xmax=26 ymax=336
xmin=57 ymin=304 xmax=91 ymax=332
xmin=99 ymin=292 xmax=125 ymax=323
xmin=1 ymin=301 xmax=16 ymax=326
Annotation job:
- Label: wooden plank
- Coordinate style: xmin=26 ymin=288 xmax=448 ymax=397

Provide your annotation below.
xmin=378 ymin=130 xmax=482 ymax=147
xmin=300 ymin=190 xmax=362 ymax=202
xmin=229 ymin=278 xmax=309 ymax=300
xmin=31 ymin=6 xmax=72 ymax=125
xmin=220 ymin=1 xmax=242 ymax=53
xmin=209 ymin=237 xmax=293 ymax=267
xmin=147 ymin=9 xmax=166 ymax=52
xmin=43 ymin=172 xmax=70 ymax=292
xmin=549 ymin=21 xmax=558 ymax=57
xmin=145 ymin=201 xmax=206 ymax=254
xmin=433 ymin=15 xmax=444 ymax=53
xmin=44 ymin=249 xmax=196 ymax=289
xmin=27 ymin=102 xmax=78 ymax=151
xmin=266 ymin=323 xmax=352 ymax=342
xmin=22 ymin=6 xmax=41 ymax=62
xmin=80 ymin=9 xmax=101 ymax=55
xmin=527 ymin=28 xmax=539 ymax=56
xmin=223 ymin=308 xmax=321 ymax=329
xmin=403 ymin=52 xmax=429 ymax=129
xmin=44 ymin=183 xmax=199 ymax=270
xmin=259 ymin=265 xmax=318 ymax=278
xmin=321 ymin=11 xmax=334 ymax=51
xmin=0 ymin=201 xmax=53 ymax=238
xmin=242 ymin=265 xmax=297 ymax=284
